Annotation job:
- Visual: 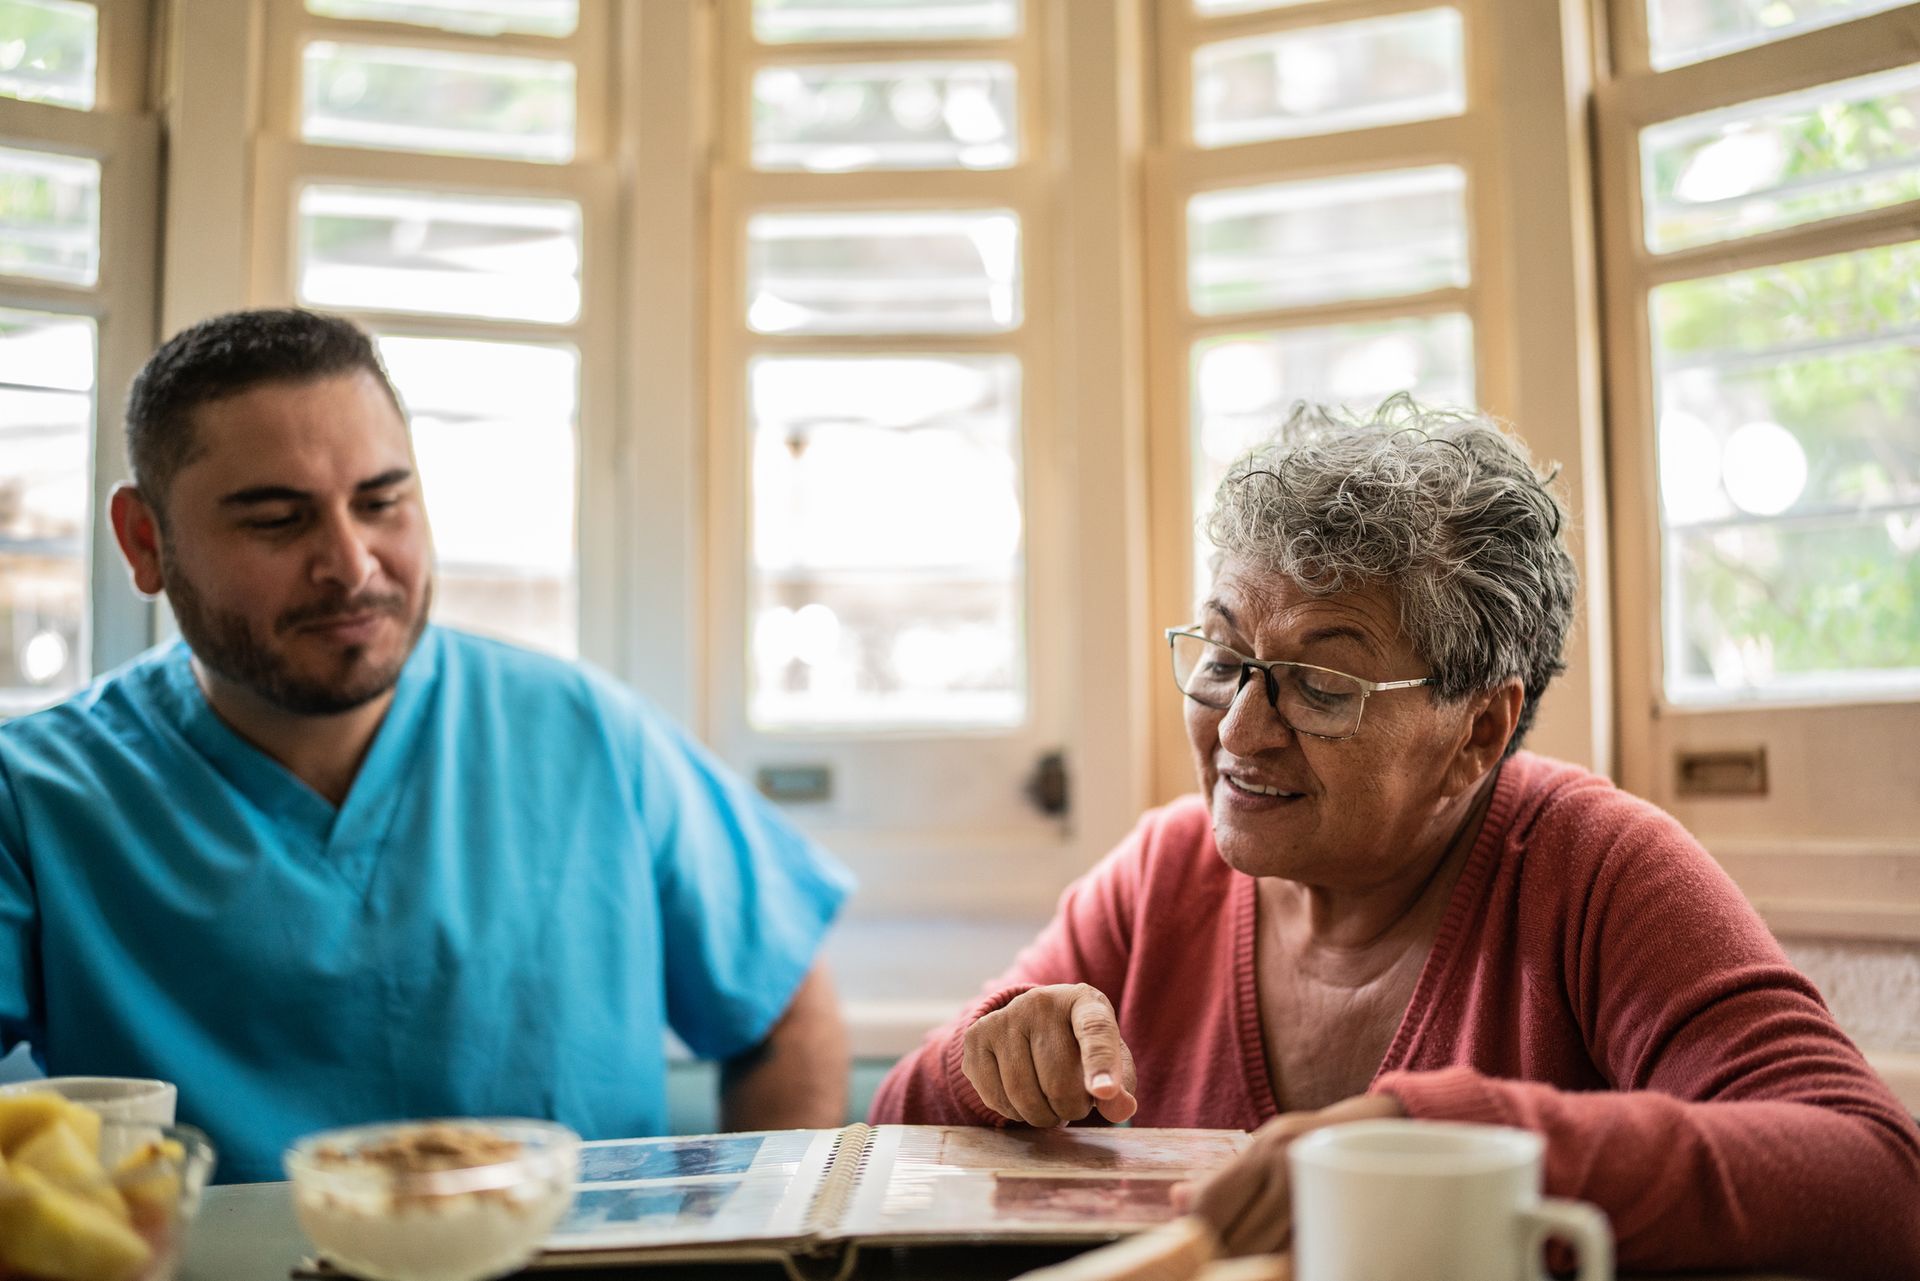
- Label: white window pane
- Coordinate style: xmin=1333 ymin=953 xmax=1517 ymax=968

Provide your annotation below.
xmin=1642 ymin=64 xmax=1920 ymax=254
xmin=305 ymin=0 xmax=578 ymax=37
xmin=1195 ymin=0 xmax=1321 ymax=12
xmin=1187 ymin=167 xmax=1468 ymax=315
xmin=0 ymin=0 xmax=95 ymax=109
xmin=1190 ymin=314 xmax=1474 ymax=588
xmin=748 ymin=355 xmax=1025 ymax=729
xmin=753 ymin=0 xmax=1020 ymax=43
xmin=1649 ymin=0 xmax=1907 ymax=71
xmin=0 ymin=307 xmax=94 ymax=710
xmin=1193 ymin=314 xmax=1475 ymax=482
xmin=378 ymin=335 xmax=579 ymax=656
xmin=1193 ymin=8 xmax=1464 ymax=148
xmin=0 ymin=143 xmax=99 ymax=286
xmin=301 ymin=41 xmax=576 ymax=163
xmin=298 ymin=185 xmax=582 ymax=323
xmin=747 ymin=210 xmax=1021 ymax=334
xmin=753 ymin=61 xmax=1017 ymax=172
xmin=1651 ymin=242 xmax=1920 ymax=701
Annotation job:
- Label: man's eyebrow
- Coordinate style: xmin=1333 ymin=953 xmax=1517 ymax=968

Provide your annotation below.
xmin=220 ymin=485 xmax=309 ymax=507
xmin=217 ymin=469 xmax=412 ymax=506
xmin=357 ymin=468 xmax=412 ymax=492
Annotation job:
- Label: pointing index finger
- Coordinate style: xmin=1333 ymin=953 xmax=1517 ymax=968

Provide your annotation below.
xmin=1068 ymin=989 xmax=1125 ymax=1092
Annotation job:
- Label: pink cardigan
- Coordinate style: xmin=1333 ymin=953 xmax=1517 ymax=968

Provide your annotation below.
xmin=869 ymin=752 xmax=1920 ymax=1280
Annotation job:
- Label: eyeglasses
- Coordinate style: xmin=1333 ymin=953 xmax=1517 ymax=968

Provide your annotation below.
xmin=1165 ymin=627 xmax=1434 ymax=741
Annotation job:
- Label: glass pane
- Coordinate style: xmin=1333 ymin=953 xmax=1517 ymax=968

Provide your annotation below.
xmin=1651 ymin=242 xmax=1920 ymax=699
xmin=1192 ymin=313 xmax=1475 ymax=490
xmin=305 ymin=0 xmax=578 ymax=37
xmin=0 ymin=0 xmax=95 ymax=109
xmin=1193 ymin=8 xmax=1464 ymax=148
xmin=749 ymin=355 xmax=1025 ymax=728
xmin=0 ymin=143 xmax=100 ymax=286
xmin=1190 ymin=313 xmax=1474 ymax=586
xmin=1643 ymin=64 xmax=1920 ymax=254
xmin=753 ymin=61 xmax=1017 ymax=172
xmin=1194 ymin=0 xmax=1320 ymax=13
xmin=0 ymin=307 xmax=94 ymax=711
xmin=378 ymin=335 xmax=578 ymax=657
xmin=298 ymin=184 xmax=582 ymax=323
xmin=1648 ymin=0 xmax=1907 ymax=71
xmin=753 ymin=0 xmax=1020 ymax=43
xmin=747 ymin=209 xmax=1021 ymax=334
xmin=1187 ymin=166 xmax=1467 ymax=315
xmin=302 ymin=41 xmax=576 ymax=163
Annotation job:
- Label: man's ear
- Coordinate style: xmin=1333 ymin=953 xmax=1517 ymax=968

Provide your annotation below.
xmin=109 ymin=484 xmax=167 ymax=597
xmin=1445 ymin=678 xmax=1524 ymax=796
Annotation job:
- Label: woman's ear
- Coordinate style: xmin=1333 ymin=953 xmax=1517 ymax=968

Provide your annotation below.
xmin=1447 ymin=679 xmax=1524 ymax=795
xmin=109 ymin=484 xmax=167 ymax=597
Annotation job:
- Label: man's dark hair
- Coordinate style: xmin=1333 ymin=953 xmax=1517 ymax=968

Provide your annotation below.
xmin=124 ymin=307 xmax=402 ymax=514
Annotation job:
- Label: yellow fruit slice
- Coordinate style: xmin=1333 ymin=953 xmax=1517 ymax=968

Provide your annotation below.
xmin=0 ymin=1166 xmax=152 ymax=1281
xmin=11 ymin=1118 xmax=128 ymax=1222
xmin=112 ymin=1140 xmax=184 ymax=1235
xmin=0 ymin=1093 xmax=102 ymax=1157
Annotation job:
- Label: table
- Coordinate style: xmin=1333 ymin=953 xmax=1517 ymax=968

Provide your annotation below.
xmin=179 ymin=1183 xmax=1809 ymax=1281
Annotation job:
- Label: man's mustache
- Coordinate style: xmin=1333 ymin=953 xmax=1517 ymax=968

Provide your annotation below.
xmin=277 ymin=592 xmax=409 ymax=633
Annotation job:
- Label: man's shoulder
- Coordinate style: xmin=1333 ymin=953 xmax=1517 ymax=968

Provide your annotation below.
xmin=429 ymin=627 xmax=624 ymax=708
xmin=0 ymin=643 xmax=186 ymax=763
xmin=424 ymin=627 xmax=674 ymax=748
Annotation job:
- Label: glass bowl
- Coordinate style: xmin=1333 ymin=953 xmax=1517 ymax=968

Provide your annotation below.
xmin=0 ymin=1119 xmax=216 ymax=1281
xmin=284 ymin=1118 xmax=580 ymax=1281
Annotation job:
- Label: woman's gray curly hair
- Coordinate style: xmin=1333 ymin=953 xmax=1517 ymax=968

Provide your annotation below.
xmin=1203 ymin=394 xmax=1577 ymax=754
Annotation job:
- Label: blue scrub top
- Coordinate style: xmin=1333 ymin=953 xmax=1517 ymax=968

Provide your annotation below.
xmin=0 ymin=627 xmax=853 ymax=1182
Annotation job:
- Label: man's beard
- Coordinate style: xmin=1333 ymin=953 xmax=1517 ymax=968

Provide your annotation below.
xmin=163 ymin=551 xmax=430 ymax=716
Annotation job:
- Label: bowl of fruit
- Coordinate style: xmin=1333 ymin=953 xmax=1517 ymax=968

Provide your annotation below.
xmin=0 ymin=1091 xmax=215 ymax=1281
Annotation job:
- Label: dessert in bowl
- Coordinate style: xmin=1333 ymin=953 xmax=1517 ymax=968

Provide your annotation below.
xmin=0 ymin=1091 xmax=215 ymax=1281
xmin=285 ymin=1119 xmax=580 ymax=1281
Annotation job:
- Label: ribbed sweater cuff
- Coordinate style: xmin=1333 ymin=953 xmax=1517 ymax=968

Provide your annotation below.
xmin=1373 ymin=1065 xmax=1514 ymax=1127
xmin=941 ymin=983 xmax=1039 ymax=1128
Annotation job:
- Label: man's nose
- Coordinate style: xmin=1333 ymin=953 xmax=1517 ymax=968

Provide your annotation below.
xmin=311 ymin=510 xmax=377 ymax=591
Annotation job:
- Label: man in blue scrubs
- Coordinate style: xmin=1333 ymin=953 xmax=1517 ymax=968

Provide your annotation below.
xmin=0 ymin=309 xmax=855 ymax=1182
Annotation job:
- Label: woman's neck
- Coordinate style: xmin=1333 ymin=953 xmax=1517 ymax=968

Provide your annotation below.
xmin=1264 ymin=767 xmax=1500 ymax=969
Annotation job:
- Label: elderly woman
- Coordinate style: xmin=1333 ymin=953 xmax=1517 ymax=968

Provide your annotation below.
xmin=870 ymin=400 xmax=1920 ymax=1281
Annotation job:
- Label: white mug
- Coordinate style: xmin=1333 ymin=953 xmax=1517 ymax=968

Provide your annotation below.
xmin=0 ymin=1076 xmax=178 ymax=1163
xmin=1288 ymin=1119 xmax=1611 ymax=1281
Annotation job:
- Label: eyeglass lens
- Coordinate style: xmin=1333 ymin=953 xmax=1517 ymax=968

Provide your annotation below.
xmin=1171 ymin=632 xmax=1365 ymax=738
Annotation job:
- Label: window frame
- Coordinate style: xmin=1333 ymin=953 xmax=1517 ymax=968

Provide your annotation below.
xmin=0 ymin=0 xmax=158 ymax=711
xmin=706 ymin=0 xmax=1074 ymax=870
xmin=245 ymin=0 xmax=624 ymax=669
xmin=1141 ymin=0 xmax=1606 ymax=800
xmin=1595 ymin=1 xmax=1920 ymax=943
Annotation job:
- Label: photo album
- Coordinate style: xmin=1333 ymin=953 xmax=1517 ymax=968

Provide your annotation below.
xmin=535 ymin=1123 xmax=1252 ymax=1279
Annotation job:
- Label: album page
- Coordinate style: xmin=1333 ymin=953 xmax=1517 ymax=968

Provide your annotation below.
xmin=839 ymin=1125 xmax=1252 ymax=1247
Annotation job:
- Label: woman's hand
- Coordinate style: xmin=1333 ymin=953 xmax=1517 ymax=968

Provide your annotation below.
xmin=962 ymin=983 xmax=1138 ymax=1126
xmin=1181 ymin=1092 xmax=1405 ymax=1255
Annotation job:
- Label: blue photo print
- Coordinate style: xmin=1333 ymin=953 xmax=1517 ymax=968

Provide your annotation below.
xmin=564 ymin=1180 xmax=742 ymax=1231
xmin=579 ymin=1135 xmax=767 ymax=1183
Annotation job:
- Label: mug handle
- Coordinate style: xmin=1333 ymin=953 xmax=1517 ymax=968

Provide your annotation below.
xmin=1522 ymin=1197 xmax=1613 ymax=1281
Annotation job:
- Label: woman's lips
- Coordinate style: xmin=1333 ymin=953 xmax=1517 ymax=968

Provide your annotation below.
xmin=1220 ymin=774 xmax=1305 ymax=806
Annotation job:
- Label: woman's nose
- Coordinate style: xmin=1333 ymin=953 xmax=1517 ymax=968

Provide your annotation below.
xmin=1218 ymin=667 xmax=1294 ymax=752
